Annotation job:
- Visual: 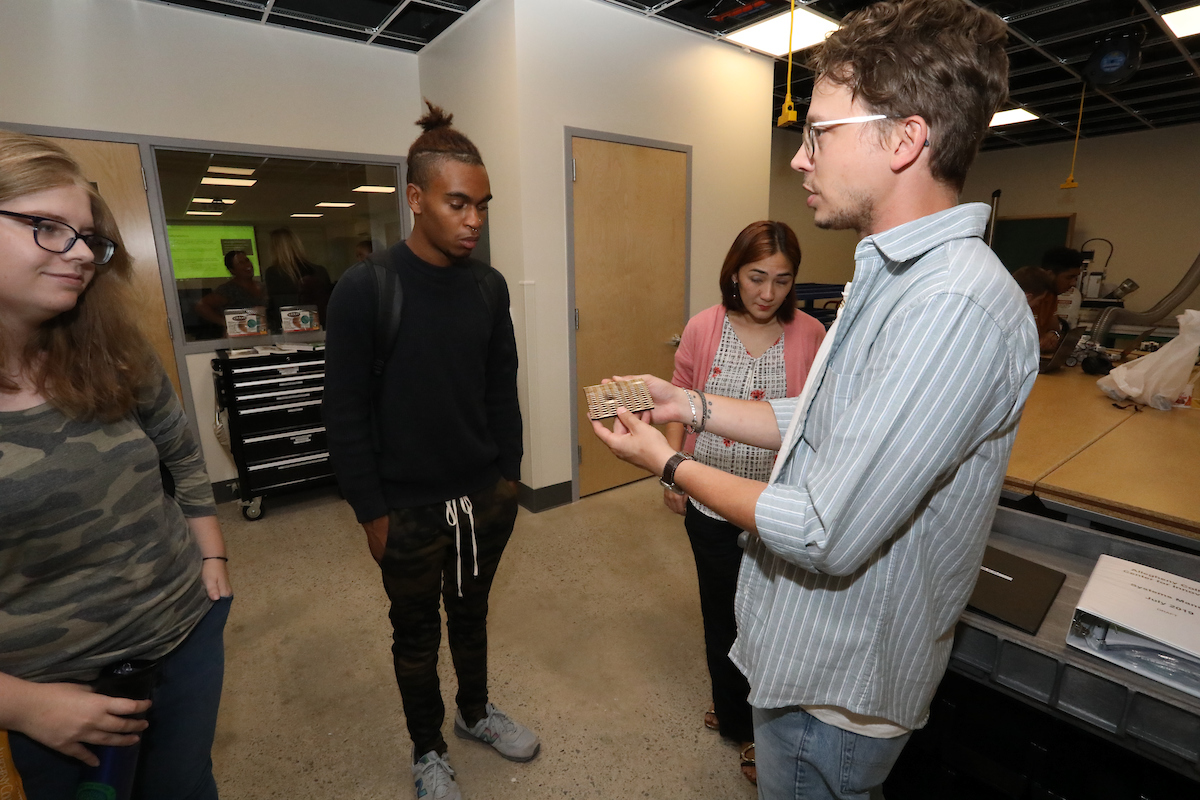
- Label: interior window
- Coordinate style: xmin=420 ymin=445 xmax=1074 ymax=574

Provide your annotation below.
xmin=154 ymin=149 xmax=403 ymax=342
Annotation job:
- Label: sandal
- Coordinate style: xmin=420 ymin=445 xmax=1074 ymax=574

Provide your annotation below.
xmin=739 ymin=742 xmax=757 ymax=786
xmin=704 ymin=705 xmax=719 ymax=731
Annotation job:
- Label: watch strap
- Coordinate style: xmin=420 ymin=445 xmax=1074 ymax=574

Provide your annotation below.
xmin=660 ymin=451 xmax=694 ymax=492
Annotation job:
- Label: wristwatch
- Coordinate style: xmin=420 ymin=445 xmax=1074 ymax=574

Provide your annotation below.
xmin=660 ymin=451 xmax=694 ymax=495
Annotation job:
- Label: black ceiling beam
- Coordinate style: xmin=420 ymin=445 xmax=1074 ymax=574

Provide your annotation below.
xmin=1136 ymin=0 xmax=1200 ymax=81
xmin=1000 ymin=0 xmax=1093 ymax=24
xmin=368 ymin=1 xmax=413 ymax=44
xmin=1033 ymin=14 xmax=1152 ymax=48
xmin=969 ymin=1 xmax=1155 ymax=130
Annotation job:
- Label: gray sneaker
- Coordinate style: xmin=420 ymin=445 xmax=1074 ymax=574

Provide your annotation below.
xmin=453 ymin=703 xmax=541 ymax=762
xmin=412 ymin=750 xmax=462 ymax=800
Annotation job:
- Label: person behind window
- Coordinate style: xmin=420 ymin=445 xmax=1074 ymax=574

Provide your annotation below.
xmin=0 ymin=129 xmax=232 ymax=799
xmin=193 ymin=249 xmax=266 ymax=332
xmin=264 ymin=227 xmax=332 ymax=329
xmin=354 ymin=239 xmax=375 ymax=263
xmin=1012 ymin=266 xmax=1064 ymax=354
xmin=665 ymin=220 xmax=825 ymax=786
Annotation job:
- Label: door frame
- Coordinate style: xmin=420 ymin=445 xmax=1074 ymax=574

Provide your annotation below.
xmin=564 ymin=127 xmax=693 ymax=502
xmin=2 ymin=120 xmax=407 ymax=452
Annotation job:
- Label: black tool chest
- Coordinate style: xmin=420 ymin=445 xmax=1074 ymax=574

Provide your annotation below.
xmin=212 ymin=348 xmax=335 ymax=519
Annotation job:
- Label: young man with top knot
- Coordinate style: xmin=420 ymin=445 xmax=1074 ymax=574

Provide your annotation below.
xmin=592 ymin=0 xmax=1039 ymax=796
xmin=323 ymin=101 xmax=536 ymax=800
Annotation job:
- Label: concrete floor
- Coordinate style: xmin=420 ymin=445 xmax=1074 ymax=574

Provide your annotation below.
xmin=212 ymin=478 xmax=758 ymax=799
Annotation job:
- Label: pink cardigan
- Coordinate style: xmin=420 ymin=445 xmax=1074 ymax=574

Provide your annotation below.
xmin=671 ymin=303 xmax=826 ymax=453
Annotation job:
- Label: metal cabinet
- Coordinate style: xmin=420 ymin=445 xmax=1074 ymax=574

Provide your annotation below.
xmin=211 ymin=348 xmax=335 ymax=520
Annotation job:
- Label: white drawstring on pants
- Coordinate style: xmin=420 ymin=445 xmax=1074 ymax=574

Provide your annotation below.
xmin=445 ymin=495 xmax=477 ymax=597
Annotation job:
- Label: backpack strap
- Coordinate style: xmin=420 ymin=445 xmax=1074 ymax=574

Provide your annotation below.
xmin=469 ymin=260 xmax=505 ymax=323
xmin=369 ymin=256 xmax=403 ymax=379
xmin=348 ymin=251 xmax=402 ymax=453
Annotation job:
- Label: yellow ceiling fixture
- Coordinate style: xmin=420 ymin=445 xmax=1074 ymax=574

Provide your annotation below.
xmin=1060 ymin=86 xmax=1086 ymax=189
xmin=777 ymin=0 xmax=797 ymax=127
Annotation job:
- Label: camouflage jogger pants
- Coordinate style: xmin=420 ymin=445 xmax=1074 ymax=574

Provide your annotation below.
xmin=379 ymin=477 xmax=519 ymax=759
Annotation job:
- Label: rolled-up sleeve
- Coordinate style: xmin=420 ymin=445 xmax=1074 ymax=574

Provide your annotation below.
xmin=767 ymin=397 xmax=798 ymax=444
xmin=754 ymin=293 xmax=1009 ymax=576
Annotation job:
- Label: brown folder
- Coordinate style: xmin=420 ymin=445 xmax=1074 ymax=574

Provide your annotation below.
xmin=967 ymin=546 xmax=1066 ymax=635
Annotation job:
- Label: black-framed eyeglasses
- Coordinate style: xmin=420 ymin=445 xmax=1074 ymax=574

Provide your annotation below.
xmin=801 ymin=114 xmax=930 ymax=160
xmin=0 ymin=209 xmax=117 ymax=266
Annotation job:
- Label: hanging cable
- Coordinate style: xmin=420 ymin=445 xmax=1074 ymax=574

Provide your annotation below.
xmin=777 ymin=0 xmax=797 ymax=127
xmin=1060 ymin=85 xmax=1086 ymax=189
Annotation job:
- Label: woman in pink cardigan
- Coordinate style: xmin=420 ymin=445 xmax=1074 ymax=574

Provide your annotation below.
xmin=665 ymin=220 xmax=825 ymax=785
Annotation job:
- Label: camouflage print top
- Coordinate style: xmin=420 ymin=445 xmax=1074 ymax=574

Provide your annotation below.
xmin=0 ymin=366 xmax=215 ymax=683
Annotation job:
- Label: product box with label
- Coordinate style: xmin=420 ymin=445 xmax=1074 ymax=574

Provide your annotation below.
xmin=224 ymin=307 xmax=267 ymax=337
xmin=1067 ymin=554 xmax=1200 ymax=699
xmin=280 ymin=305 xmax=320 ymax=332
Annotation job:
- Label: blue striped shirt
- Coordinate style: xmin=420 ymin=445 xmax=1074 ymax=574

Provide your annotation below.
xmin=732 ymin=204 xmax=1039 ymax=729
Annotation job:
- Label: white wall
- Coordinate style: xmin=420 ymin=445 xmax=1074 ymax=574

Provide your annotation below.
xmin=0 ymin=0 xmax=423 ymax=155
xmin=421 ymin=0 xmax=775 ymax=490
xmin=962 ymin=124 xmax=1200 ymax=318
xmin=417 ymin=0 xmax=533 ymax=475
xmin=769 ymin=127 xmax=859 ymax=284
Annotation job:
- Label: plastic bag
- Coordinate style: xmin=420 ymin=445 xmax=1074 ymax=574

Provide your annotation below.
xmin=1098 ymin=309 xmax=1200 ymax=410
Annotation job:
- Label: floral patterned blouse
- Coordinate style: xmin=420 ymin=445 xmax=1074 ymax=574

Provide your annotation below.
xmin=691 ymin=314 xmax=788 ymax=520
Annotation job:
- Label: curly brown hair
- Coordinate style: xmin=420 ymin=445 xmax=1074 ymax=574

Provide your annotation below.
xmin=0 ymin=130 xmax=155 ymax=422
xmin=406 ymin=100 xmax=484 ymax=190
xmin=1011 ymin=266 xmax=1057 ymax=298
xmin=719 ymin=221 xmax=801 ymax=323
xmin=808 ymin=0 xmax=1009 ymax=191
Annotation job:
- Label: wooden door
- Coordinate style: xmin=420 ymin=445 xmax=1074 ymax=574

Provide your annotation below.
xmin=572 ymin=137 xmax=687 ymax=496
xmin=50 ymin=138 xmax=180 ymax=396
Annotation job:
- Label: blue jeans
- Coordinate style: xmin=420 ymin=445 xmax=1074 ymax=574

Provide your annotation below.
xmin=754 ymin=706 xmax=910 ymax=800
xmin=10 ymin=596 xmax=231 ymax=800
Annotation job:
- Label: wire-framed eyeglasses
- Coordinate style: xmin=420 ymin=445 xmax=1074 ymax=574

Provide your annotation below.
xmin=801 ymin=114 xmax=929 ymax=160
xmin=0 ymin=209 xmax=117 ymax=266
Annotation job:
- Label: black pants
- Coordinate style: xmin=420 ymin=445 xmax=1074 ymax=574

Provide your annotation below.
xmin=685 ymin=502 xmax=754 ymax=744
xmin=380 ymin=477 xmax=519 ymax=759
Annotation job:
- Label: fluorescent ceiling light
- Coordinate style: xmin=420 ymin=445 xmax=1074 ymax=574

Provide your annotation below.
xmin=201 ymin=177 xmax=256 ymax=187
xmin=990 ymin=108 xmax=1038 ymax=127
xmin=290 ymin=213 xmax=323 ymax=218
xmin=725 ymin=7 xmax=839 ymax=56
xmin=316 ymin=202 xmax=355 ymax=208
xmin=352 ymin=185 xmax=397 ymax=193
xmin=186 ymin=210 xmax=222 ymax=216
xmin=207 ymin=166 xmax=256 ymax=176
xmin=191 ymin=197 xmax=236 ymax=204
xmin=1163 ymin=5 xmax=1200 ymax=38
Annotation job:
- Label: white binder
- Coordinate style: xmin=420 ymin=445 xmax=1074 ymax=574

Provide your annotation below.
xmin=1067 ymin=555 xmax=1200 ymax=699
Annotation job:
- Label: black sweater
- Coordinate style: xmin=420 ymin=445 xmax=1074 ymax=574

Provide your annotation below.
xmin=322 ymin=242 xmax=522 ymax=522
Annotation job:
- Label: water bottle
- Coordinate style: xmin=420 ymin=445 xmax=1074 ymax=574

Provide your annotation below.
xmin=75 ymin=660 xmax=158 ymax=800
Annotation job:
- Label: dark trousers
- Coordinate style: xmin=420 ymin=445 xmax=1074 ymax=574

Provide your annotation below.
xmin=381 ymin=477 xmax=519 ymax=759
xmin=685 ymin=502 xmax=754 ymax=744
xmin=10 ymin=596 xmax=231 ymax=800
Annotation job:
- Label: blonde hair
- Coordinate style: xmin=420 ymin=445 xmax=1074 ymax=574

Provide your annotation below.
xmin=0 ymin=130 xmax=155 ymax=422
xmin=269 ymin=228 xmax=310 ymax=285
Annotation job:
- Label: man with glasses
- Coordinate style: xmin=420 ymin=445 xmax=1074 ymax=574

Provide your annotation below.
xmin=592 ymin=0 xmax=1038 ymax=796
